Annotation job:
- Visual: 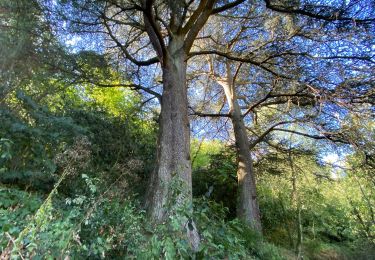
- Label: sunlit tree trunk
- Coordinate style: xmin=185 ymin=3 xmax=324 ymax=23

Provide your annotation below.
xmin=220 ymin=61 xmax=262 ymax=232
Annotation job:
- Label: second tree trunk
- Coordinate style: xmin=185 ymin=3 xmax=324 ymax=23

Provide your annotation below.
xmin=221 ymin=61 xmax=262 ymax=232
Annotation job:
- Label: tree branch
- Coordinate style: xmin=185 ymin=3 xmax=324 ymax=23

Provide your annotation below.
xmin=184 ymin=0 xmax=216 ymax=52
xmin=102 ymin=17 xmax=159 ymax=66
xmin=189 ymin=106 xmax=230 ymax=117
xmin=87 ymin=81 xmax=161 ymax=101
xmin=211 ymin=0 xmax=246 ymax=14
xmin=188 ymin=50 xmax=291 ymax=78
xmin=273 ymin=128 xmax=349 ymax=144
xmin=143 ymin=0 xmax=166 ymax=62
xmin=249 ymin=121 xmax=295 ymax=149
xmin=264 ymin=0 xmax=375 ymax=25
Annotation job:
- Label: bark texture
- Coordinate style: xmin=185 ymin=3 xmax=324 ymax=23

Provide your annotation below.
xmin=146 ymin=36 xmax=200 ymax=251
xmin=141 ymin=1 xmax=218 ymax=251
xmin=147 ymin=38 xmax=192 ymax=220
xmin=220 ymin=62 xmax=262 ymax=232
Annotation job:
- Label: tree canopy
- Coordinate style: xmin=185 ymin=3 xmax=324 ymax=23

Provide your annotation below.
xmin=1 ymin=0 xmax=374 ymax=258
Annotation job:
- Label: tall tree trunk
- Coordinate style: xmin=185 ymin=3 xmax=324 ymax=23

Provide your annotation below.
xmin=220 ymin=62 xmax=262 ymax=232
xmin=142 ymin=0 xmax=214 ymax=248
xmin=146 ymin=37 xmax=200 ymax=249
xmin=147 ymin=38 xmax=191 ymax=218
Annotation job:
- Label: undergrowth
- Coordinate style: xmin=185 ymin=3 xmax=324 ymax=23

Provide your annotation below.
xmin=0 ymin=187 xmax=284 ymax=259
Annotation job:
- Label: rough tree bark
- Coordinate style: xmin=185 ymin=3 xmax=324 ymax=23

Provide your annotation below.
xmin=146 ymin=37 xmax=191 ymax=220
xmin=142 ymin=0 xmax=217 ymax=249
xmin=145 ymin=36 xmax=201 ymax=249
xmin=217 ymin=61 xmax=262 ymax=232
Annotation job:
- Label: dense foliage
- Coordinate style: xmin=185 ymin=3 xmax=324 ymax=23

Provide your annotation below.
xmin=1 ymin=0 xmax=374 ymax=259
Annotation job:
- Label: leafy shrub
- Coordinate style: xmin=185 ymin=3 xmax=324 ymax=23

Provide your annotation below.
xmin=193 ymin=148 xmax=238 ymax=219
xmin=1 ymin=179 xmax=286 ymax=259
xmin=0 ymin=187 xmax=43 ymax=251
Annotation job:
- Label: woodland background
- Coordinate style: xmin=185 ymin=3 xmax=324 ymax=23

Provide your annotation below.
xmin=0 ymin=0 xmax=374 ymax=259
